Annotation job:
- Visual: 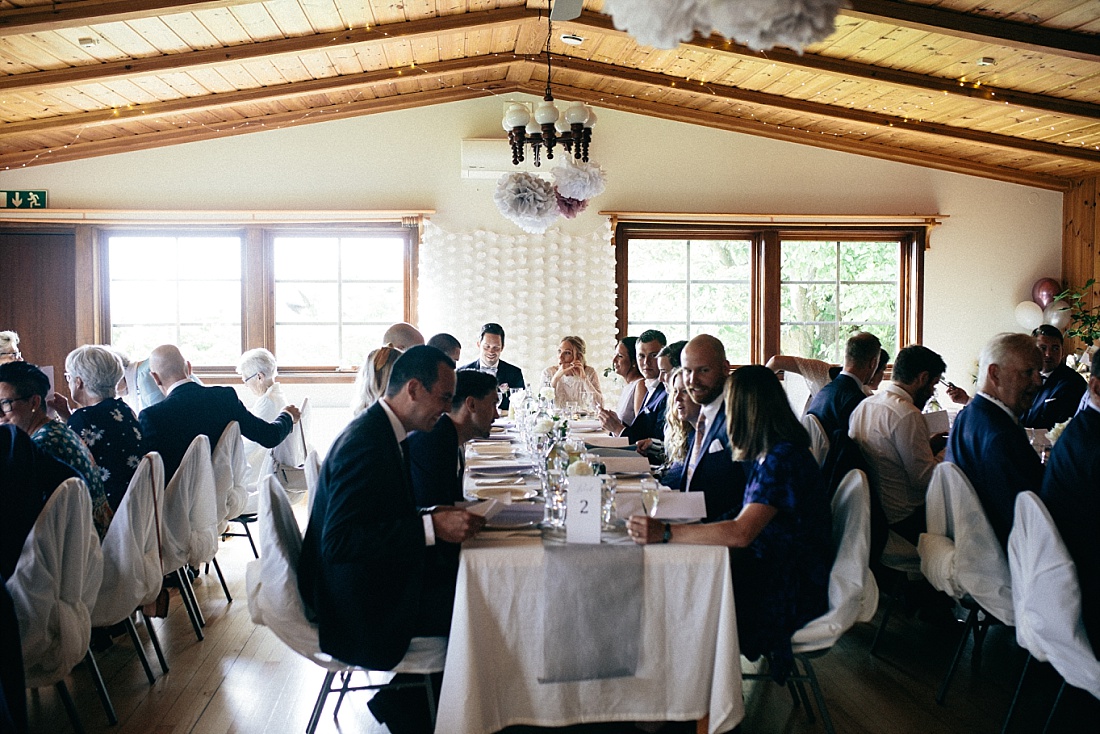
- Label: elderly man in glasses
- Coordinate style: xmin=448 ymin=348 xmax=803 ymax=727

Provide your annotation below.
xmin=0 ymin=331 xmax=22 ymax=364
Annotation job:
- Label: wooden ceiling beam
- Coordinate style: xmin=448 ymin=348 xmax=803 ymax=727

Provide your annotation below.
xmin=0 ymin=6 xmax=535 ymax=95
xmin=550 ymin=56 xmax=1100 ymax=164
xmin=519 ymin=80 xmax=1070 ymax=191
xmin=0 ymin=0 xmax=253 ymax=37
xmin=568 ymin=12 xmax=1100 ymax=121
xmin=843 ymin=0 xmax=1100 ymax=62
xmin=0 ymin=82 xmax=517 ymax=171
xmin=0 ymin=56 xmax=513 ymax=136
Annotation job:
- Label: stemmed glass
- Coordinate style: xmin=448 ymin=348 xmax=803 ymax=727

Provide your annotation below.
xmin=639 ymin=476 xmax=660 ymax=518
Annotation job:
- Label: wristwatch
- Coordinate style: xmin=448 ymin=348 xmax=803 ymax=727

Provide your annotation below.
xmin=662 ymin=523 xmax=672 ymax=544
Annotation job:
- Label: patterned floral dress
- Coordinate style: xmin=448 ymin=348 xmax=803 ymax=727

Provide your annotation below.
xmin=31 ymin=419 xmax=114 ymax=539
xmin=721 ymin=440 xmax=833 ymax=681
xmin=68 ymin=397 xmax=148 ymax=512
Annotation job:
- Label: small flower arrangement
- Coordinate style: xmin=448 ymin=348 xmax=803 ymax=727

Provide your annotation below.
xmin=1047 ymin=418 xmax=1072 ymax=445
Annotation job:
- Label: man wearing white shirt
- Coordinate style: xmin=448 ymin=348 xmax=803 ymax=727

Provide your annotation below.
xmin=459 ymin=322 xmax=524 ymax=409
xmin=849 ymin=345 xmax=947 ymax=544
xmin=946 ymin=332 xmax=1044 ymax=549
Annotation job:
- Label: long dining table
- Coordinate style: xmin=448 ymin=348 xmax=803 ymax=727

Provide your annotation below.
xmin=433 ymin=421 xmax=745 ymax=734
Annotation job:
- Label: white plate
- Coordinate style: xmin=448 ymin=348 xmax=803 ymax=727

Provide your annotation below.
xmin=468 ymin=464 xmax=535 ymax=476
xmin=470 ymin=486 xmax=537 ymax=501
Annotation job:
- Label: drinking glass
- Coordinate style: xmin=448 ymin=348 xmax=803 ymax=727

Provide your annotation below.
xmin=600 ymin=474 xmax=618 ymax=528
xmin=640 ymin=476 xmax=660 ymax=518
xmin=542 ymin=469 xmax=567 ymax=528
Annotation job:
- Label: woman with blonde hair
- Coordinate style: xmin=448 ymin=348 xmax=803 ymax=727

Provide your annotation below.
xmin=658 ymin=367 xmax=701 ymax=487
xmin=542 ymin=335 xmax=603 ymax=409
xmin=351 ymin=344 xmax=403 ymax=416
xmin=629 ymin=364 xmax=832 ymax=681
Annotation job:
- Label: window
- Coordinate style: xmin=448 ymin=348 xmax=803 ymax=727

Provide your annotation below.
xmin=101 ymin=224 xmax=416 ymax=372
xmin=616 ymin=221 xmax=926 ymax=365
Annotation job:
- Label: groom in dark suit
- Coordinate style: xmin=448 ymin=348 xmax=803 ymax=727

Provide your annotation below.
xmin=459 ymin=323 xmax=524 ymax=410
xmin=807 ymin=331 xmax=881 ymax=439
xmin=1041 ymin=357 xmax=1100 ymax=655
xmin=298 ymin=346 xmax=484 ymax=733
xmin=138 ymin=344 xmax=299 ymax=480
xmin=1021 ymin=324 xmax=1087 ymax=429
xmin=598 ymin=329 xmax=669 ymax=443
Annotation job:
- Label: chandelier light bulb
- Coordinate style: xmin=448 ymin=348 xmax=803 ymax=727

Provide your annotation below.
xmin=535 ymin=100 xmax=561 ymax=125
xmin=564 ymin=102 xmax=590 ymax=126
xmin=503 ymin=103 xmax=531 ymax=130
xmin=583 ymin=108 xmax=597 ymax=128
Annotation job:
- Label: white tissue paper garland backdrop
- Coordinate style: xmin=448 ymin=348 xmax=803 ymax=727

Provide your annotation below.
xmin=419 ymin=220 xmax=619 ymax=398
xmin=604 ymin=0 xmax=846 ymax=52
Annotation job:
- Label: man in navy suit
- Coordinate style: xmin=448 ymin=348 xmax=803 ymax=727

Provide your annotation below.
xmin=1021 ymin=324 xmax=1087 ymax=429
xmin=680 ymin=334 xmax=746 ymax=520
xmin=807 ymin=331 xmax=881 ymax=439
xmin=299 ymin=346 xmax=484 ymax=733
xmin=947 ymin=332 xmax=1044 ymax=549
xmin=599 ymin=329 xmax=669 ymax=443
xmin=459 ymin=323 xmax=524 ymax=410
xmin=138 ymin=345 xmax=299 ymax=480
xmin=1041 ymin=357 xmax=1100 ymax=656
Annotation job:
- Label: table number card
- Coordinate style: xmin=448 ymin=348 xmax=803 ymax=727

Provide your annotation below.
xmin=566 ymin=476 xmax=602 ymax=544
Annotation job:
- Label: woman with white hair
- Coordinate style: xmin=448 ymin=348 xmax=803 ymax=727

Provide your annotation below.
xmin=0 ymin=331 xmax=21 ymax=363
xmin=62 ymin=345 xmax=148 ymax=511
xmin=236 ymin=348 xmax=290 ymax=482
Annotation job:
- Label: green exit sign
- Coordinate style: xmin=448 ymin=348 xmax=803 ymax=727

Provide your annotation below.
xmin=1 ymin=190 xmax=47 ymax=208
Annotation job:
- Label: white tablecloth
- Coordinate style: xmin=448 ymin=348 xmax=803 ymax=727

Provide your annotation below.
xmin=435 ymin=536 xmax=744 ymax=733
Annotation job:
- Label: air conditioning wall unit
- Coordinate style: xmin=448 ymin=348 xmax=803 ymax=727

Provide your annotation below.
xmin=460 ymin=138 xmax=550 ymax=179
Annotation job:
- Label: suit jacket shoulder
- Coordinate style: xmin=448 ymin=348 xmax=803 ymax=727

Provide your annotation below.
xmin=408 ymin=414 xmax=463 ymax=507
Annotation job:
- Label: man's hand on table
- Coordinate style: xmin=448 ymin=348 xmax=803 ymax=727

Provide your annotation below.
xmin=598 ymin=407 xmax=624 ymax=435
xmin=627 ymin=515 xmax=664 ymax=545
xmin=431 ymin=506 xmax=486 ymax=543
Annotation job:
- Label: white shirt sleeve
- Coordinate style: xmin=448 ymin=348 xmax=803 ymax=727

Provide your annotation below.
xmin=422 ymin=513 xmax=436 ymax=546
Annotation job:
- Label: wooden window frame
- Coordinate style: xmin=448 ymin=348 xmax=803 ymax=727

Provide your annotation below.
xmin=614 ymin=220 xmax=927 ymax=365
xmin=94 ymin=222 xmax=418 ymax=382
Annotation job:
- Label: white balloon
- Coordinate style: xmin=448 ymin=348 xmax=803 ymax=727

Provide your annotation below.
xmin=1044 ymin=299 xmax=1072 ymax=331
xmin=1015 ymin=301 xmax=1044 ymax=330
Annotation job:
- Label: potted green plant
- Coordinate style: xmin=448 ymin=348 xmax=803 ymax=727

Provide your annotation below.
xmin=1054 ymin=279 xmax=1100 ymax=357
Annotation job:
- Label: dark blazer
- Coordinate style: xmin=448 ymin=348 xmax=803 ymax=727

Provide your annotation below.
xmin=459 ymin=359 xmax=524 ymax=409
xmin=1 ymin=424 xmax=77 ymax=580
xmin=1040 ymin=405 xmax=1100 ymax=656
xmin=298 ymin=402 xmax=432 ymax=671
xmin=681 ymin=405 xmax=747 ymax=521
xmin=946 ymin=394 xmax=1044 ymax=549
xmin=1021 ymin=364 xmax=1088 ymax=429
xmin=807 ymin=373 xmax=866 ymax=438
xmin=624 ymin=382 xmax=668 ymax=444
xmin=408 ymin=414 xmax=464 ymax=508
xmin=138 ymin=381 xmax=292 ymax=480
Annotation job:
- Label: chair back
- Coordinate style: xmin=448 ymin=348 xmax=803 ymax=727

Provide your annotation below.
xmin=801 ymin=413 xmax=830 ymax=466
xmin=91 ymin=453 xmax=165 ymax=627
xmin=5 ymin=478 xmax=104 ymax=688
xmin=305 ymin=449 xmax=322 ymax=516
xmin=1009 ymin=492 xmax=1100 ymax=698
xmin=246 ymin=475 xmax=346 ymax=672
xmin=918 ymin=461 xmax=1013 ymax=624
xmin=273 ymin=396 xmax=310 ymax=467
xmin=213 ymin=421 xmax=248 ymax=527
xmin=162 ymin=434 xmax=218 ymax=571
xmin=792 ymin=469 xmax=878 ymax=653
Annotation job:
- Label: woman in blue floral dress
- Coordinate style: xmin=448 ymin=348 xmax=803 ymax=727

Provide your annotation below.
xmin=627 ymin=362 xmax=833 ymax=681
xmin=54 ymin=345 xmax=148 ymax=512
xmin=0 ymin=360 xmax=113 ymax=539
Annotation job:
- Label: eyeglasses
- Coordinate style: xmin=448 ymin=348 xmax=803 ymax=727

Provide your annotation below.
xmin=242 ymin=372 xmax=261 ymax=383
xmin=0 ymin=396 xmax=31 ymax=414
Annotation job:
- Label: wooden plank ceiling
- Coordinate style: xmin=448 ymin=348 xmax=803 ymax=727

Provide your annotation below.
xmin=0 ymin=0 xmax=1097 ymax=190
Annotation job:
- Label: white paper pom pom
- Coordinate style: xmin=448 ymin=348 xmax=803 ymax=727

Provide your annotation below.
xmin=494 ymin=172 xmax=560 ymax=233
xmin=552 ymin=158 xmax=607 ymax=201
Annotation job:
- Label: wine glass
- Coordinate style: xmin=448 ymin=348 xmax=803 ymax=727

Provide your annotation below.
xmin=640 ymin=476 xmax=660 ymax=518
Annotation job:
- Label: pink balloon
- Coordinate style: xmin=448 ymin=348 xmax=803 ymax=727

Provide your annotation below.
xmin=1032 ymin=278 xmax=1061 ymax=308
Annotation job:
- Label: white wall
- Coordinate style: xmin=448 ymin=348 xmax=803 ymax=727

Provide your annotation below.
xmin=0 ymin=93 xmax=1063 ymax=395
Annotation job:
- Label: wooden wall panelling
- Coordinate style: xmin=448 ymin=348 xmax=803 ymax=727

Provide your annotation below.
xmin=0 ymin=230 xmax=78 ymax=384
xmin=1062 ymin=175 xmax=1099 ymax=348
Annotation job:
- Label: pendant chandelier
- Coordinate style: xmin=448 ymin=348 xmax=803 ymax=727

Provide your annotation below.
xmin=502 ymin=18 xmax=595 ymax=168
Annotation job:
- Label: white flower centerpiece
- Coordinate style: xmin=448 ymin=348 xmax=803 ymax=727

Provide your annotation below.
xmin=1046 ymin=418 xmax=1072 ymax=445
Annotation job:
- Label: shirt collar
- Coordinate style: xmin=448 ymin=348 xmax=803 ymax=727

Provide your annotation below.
xmin=977 ymin=391 xmax=1019 ymax=423
xmin=883 ymin=382 xmax=915 ymax=404
xmin=378 ymin=398 xmax=408 ymax=443
xmin=699 ymin=392 xmax=724 ymax=429
xmin=165 ymin=378 xmax=191 ymax=396
xmin=479 ymin=358 xmax=499 ymax=372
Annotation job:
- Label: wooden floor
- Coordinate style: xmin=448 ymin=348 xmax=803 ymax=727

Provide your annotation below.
xmin=24 ymin=535 xmax=1100 ymax=734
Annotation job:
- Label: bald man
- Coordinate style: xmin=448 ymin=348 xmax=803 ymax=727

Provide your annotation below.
xmin=383 ymin=323 xmax=425 ymax=351
xmin=139 ymin=345 xmax=300 ymax=479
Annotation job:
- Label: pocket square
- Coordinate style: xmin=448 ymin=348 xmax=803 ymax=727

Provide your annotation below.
xmin=707 ymin=439 xmax=724 ymax=454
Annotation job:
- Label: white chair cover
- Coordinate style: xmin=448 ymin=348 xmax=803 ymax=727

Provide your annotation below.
xmin=272 ymin=396 xmax=309 ymax=468
xmin=246 ymin=476 xmax=446 ymax=675
xmin=91 ymin=453 xmax=165 ymax=627
xmin=6 ymin=478 xmax=104 ymax=688
xmin=1009 ymin=492 xmax=1100 ymax=699
xmin=213 ymin=421 xmax=248 ymax=529
xmin=305 ymin=449 xmax=322 ymax=516
xmin=793 ymin=469 xmax=879 ymax=653
xmin=800 ymin=413 xmax=829 ymax=467
xmin=918 ymin=461 xmax=1014 ymax=625
xmin=162 ymin=434 xmax=218 ymax=571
